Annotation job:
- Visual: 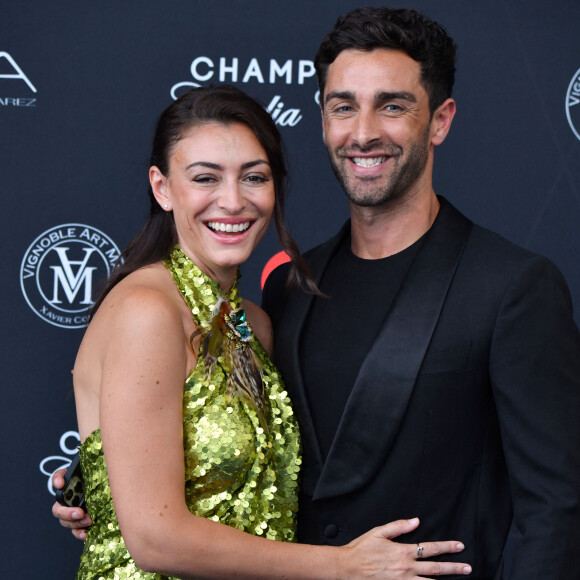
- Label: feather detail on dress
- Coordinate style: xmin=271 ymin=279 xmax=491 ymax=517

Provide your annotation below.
xmin=202 ymin=299 xmax=228 ymax=377
xmin=202 ymin=297 xmax=269 ymax=432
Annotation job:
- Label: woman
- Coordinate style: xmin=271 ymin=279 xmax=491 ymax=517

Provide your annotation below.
xmin=56 ymin=86 xmax=471 ymax=578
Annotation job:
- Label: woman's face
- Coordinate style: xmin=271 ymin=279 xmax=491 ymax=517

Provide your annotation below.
xmin=150 ymin=122 xmax=275 ymax=289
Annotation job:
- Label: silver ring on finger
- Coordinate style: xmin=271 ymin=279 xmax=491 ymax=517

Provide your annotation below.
xmin=416 ymin=544 xmax=424 ymax=559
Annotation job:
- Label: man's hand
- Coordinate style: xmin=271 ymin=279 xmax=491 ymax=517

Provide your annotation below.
xmin=52 ymin=468 xmax=92 ymax=540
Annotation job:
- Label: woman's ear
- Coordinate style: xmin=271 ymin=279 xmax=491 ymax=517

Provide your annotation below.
xmin=149 ymin=166 xmax=172 ymax=211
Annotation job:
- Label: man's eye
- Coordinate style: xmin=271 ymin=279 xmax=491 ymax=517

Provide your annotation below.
xmin=327 ymin=103 xmax=354 ymax=114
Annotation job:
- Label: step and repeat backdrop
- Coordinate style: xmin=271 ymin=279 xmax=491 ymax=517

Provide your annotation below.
xmin=2 ymin=1 xmax=579 ymax=576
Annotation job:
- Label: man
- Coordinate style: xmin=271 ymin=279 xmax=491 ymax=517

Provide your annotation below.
xmin=55 ymin=7 xmax=580 ymax=578
xmin=262 ymin=6 xmax=580 ymax=579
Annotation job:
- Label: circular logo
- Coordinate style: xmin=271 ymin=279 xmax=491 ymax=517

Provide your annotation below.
xmin=566 ymin=67 xmax=580 ymax=142
xmin=20 ymin=224 xmax=121 ymax=329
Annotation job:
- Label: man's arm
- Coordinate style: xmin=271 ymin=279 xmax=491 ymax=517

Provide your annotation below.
xmin=51 ymin=469 xmax=92 ymax=540
xmin=490 ymin=256 xmax=580 ymax=579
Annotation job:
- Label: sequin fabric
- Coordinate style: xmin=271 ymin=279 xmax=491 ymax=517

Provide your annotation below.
xmin=76 ymin=246 xmax=301 ymax=579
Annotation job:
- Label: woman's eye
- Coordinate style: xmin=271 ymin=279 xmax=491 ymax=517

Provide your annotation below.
xmin=193 ymin=175 xmax=217 ymax=184
xmin=245 ymin=175 xmax=269 ymax=183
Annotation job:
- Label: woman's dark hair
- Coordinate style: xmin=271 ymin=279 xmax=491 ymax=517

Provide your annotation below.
xmin=315 ymin=7 xmax=457 ymax=115
xmin=92 ymin=85 xmax=317 ymax=315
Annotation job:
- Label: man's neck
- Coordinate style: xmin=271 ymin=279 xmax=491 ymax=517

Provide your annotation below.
xmin=349 ymin=190 xmax=439 ymax=259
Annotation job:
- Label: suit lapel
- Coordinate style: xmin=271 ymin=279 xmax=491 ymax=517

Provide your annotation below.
xmin=274 ymin=222 xmax=351 ymax=495
xmin=313 ymin=198 xmax=473 ymax=500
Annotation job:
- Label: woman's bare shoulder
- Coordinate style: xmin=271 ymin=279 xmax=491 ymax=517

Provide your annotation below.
xmin=80 ymin=263 xmax=188 ymax=357
xmin=98 ymin=263 xmax=180 ymax=320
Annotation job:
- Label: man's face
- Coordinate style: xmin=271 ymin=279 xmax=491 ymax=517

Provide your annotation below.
xmin=321 ymin=48 xmax=435 ymax=208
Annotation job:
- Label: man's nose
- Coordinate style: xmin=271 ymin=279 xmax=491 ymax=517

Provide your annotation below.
xmin=351 ymin=109 xmax=381 ymax=147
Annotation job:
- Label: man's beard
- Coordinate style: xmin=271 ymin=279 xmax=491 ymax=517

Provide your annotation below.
xmin=327 ymin=126 xmax=431 ymax=208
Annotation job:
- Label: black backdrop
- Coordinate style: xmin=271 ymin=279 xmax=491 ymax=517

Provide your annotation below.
xmin=2 ymin=1 xmax=579 ymax=576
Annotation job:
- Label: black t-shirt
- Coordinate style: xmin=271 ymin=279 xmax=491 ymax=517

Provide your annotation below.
xmin=299 ymin=234 xmax=424 ymax=459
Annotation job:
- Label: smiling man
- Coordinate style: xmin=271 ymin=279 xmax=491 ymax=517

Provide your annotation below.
xmin=263 ymin=7 xmax=580 ymax=579
xmin=323 ymin=49 xmax=441 ymax=211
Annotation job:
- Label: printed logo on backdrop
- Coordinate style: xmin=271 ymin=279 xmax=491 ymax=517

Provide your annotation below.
xmin=566 ymin=67 xmax=580 ymax=142
xmin=20 ymin=224 xmax=121 ymax=329
xmin=0 ymin=51 xmax=37 ymax=108
xmin=39 ymin=431 xmax=80 ymax=496
xmin=171 ymin=56 xmax=320 ymax=127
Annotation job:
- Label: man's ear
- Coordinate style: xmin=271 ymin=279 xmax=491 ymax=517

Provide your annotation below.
xmin=149 ymin=166 xmax=172 ymax=211
xmin=430 ymin=98 xmax=456 ymax=146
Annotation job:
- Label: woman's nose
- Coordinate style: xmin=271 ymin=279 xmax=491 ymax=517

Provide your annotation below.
xmin=217 ymin=180 xmax=245 ymax=213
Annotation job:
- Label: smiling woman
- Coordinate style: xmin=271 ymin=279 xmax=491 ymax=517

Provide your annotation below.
xmin=57 ymin=86 xmax=321 ymax=578
xmin=149 ymin=122 xmax=275 ymax=290
xmin=90 ymin=86 xmax=317 ymax=315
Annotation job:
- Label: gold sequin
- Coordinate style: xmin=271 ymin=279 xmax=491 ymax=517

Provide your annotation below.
xmin=75 ymin=246 xmax=301 ymax=579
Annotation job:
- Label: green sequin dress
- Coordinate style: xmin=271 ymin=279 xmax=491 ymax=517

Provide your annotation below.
xmin=76 ymin=247 xmax=301 ymax=579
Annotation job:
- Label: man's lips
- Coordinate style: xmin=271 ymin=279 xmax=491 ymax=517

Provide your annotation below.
xmin=206 ymin=220 xmax=252 ymax=234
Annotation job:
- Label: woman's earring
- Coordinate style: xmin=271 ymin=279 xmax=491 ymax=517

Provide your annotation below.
xmin=164 ymin=204 xmax=168 ymax=209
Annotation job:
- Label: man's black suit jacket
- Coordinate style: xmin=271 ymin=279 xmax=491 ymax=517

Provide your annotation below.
xmin=262 ymin=198 xmax=580 ymax=579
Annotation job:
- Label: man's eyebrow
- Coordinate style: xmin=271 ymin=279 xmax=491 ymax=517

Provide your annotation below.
xmin=324 ymin=90 xmax=417 ymax=105
xmin=376 ymin=91 xmax=417 ymax=103
xmin=324 ymin=90 xmax=355 ymax=104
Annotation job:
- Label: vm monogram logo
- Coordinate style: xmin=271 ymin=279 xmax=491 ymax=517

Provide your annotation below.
xmin=49 ymin=247 xmax=96 ymax=306
xmin=20 ymin=224 xmax=121 ymax=329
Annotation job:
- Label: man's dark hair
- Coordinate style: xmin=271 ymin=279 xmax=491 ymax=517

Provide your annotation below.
xmin=315 ymin=6 xmax=457 ymax=114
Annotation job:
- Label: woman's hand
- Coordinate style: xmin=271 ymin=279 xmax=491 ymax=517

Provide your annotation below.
xmin=338 ymin=518 xmax=471 ymax=579
xmin=51 ymin=468 xmax=92 ymax=540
